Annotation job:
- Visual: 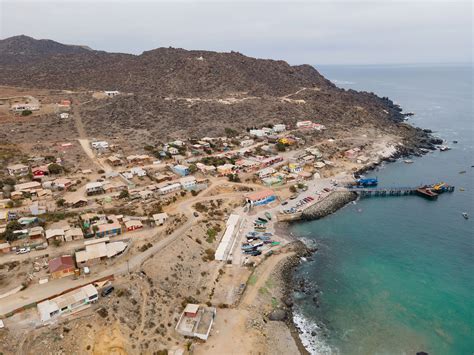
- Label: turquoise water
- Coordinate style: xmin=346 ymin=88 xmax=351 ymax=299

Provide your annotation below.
xmin=291 ymin=65 xmax=473 ymax=354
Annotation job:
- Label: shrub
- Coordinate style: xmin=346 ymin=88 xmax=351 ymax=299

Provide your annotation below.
xmin=21 ymin=110 xmax=32 ymax=116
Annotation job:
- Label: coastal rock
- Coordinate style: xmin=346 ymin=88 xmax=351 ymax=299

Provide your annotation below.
xmin=301 ymin=191 xmax=357 ymax=221
xmin=268 ymin=309 xmax=287 ymax=321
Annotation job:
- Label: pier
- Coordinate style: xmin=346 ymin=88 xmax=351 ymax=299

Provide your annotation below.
xmin=349 ymin=185 xmax=455 ymax=198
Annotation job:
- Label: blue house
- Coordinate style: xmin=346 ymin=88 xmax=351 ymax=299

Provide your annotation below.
xmin=172 ymin=164 xmax=190 ymax=176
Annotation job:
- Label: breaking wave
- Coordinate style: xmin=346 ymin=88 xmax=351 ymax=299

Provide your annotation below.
xmin=293 ymin=310 xmax=337 ymax=355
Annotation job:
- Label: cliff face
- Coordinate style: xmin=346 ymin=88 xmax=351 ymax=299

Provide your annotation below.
xmin=0 ymin=35 xmax=410 ymax=139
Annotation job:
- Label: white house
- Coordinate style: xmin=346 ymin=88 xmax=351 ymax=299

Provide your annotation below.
xmin=130 ymin=167 xmax=147 ymax=177
xmin=240 ymin=139 xmax=254 ymax=147
xmin=37 ymin=284 xmax=98 ymax=322
xmin=273 ymin=124 xmax=286 ymax=132
xmin=59 ymin=113 xmax=69 ymax=119
xmin=153 ymin=212 xmax=169 ymax=226
xmin=91 ymin=141 xmax=109 ymax=150
xmin=85 ymin=182 xmax=104 ymax=195
xmin=104 ymin=91 xmax=120 ymax=97
xmin=258 ymin=167 xmax=276 ymax=179
xmin=7 ymin=164 xmax=29 ymax=176
xmin=179 ymin=176 xmax=197 ymax=190
xmin=249 ymin=129 xmax=265 ymax=137
xmin=159 ymin=182 xmax=182 ymax=195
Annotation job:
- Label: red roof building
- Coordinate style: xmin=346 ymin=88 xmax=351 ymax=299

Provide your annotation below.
xmin=48 ymin=255 xmax=76 ymax=279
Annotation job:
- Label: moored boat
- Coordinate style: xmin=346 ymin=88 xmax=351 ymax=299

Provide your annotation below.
xmin=462 ymin=212 xmax=469 ymax=219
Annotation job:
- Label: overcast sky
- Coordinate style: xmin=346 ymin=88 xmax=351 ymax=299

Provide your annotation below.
xmin=1 ymin=0 xmax=472 ymax=65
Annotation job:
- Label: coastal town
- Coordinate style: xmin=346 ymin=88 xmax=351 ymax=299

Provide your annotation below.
xmin=0 ymin=86 xmax=433 ymax=353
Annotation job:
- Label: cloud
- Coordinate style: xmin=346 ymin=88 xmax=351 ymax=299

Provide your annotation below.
xmin=1 ymin=0 xmax=472 ymax=64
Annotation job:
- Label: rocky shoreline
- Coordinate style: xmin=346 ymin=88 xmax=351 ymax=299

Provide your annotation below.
xmin=301 ymin=191 xmax=358 ymax=221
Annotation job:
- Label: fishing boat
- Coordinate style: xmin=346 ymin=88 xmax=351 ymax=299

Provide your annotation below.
xmin=439 ymin=145 xmax=451 ymax=151
xmin=264 ymin=212 xmax=272 ymax=220
xmin=462 ymin=212 xmax=469 ymax=219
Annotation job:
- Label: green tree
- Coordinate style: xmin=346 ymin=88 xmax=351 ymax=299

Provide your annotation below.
xmin=276 ymin=142 xmax=286 ymax=152
xmin=118 ymin=190 xmax=130 ymax=199
xmin=224 ymin=127 xmax=238 ymax=138
xmin=289 ymin=185 xmax=297 ymax=193
xmin=56 ymin=198 xmax=65 ymax=207
xmin=21 ymin=110 xmax=32 ymax=116
xmin=3 ymin=220 xmax=24 ymax=242
xmin=48 ymin=163 xmax=63 ymax=175
xmin=188 ymin=164 xmax=197 ymax=173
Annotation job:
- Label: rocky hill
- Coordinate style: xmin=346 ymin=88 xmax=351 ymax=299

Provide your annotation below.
xmin=0 ymin=35 xmax=431 ymax=147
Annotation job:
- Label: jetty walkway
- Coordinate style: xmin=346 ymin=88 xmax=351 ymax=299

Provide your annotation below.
xmin=347 ymin=185 xmax=455 ymax=198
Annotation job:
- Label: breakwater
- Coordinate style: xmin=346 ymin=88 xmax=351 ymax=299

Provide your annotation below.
xmin=301 ymin=191 xmax=357 ymax=221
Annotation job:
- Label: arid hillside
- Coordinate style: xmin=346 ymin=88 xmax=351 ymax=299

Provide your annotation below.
xmin=0 ymin=35 xmax=414 ymax=140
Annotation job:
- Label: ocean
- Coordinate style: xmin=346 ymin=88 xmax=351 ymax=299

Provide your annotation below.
xmin=291 ymin=64 xmax=473 ymax=354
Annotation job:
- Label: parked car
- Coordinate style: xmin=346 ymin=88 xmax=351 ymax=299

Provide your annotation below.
xmin=16 ymin=247 xmax=30 ymax=255
xmin=193 ymin=212 xmax=199 ymax=217
xmin=101 ymin=285 xmax=115 ymax=297
xmin=281 ymin=201 xmax=288 ymax=206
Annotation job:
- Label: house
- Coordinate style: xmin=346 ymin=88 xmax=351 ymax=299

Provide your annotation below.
xmin=59 ymin=113 xmax=69 ymax=119
xmin=313 ymin=123 xmax=326 ymax=131
xmin=196 ymin=163 xmax=216 ymax=174
xmin=155 ymin=173 xmax=174 ymax=182
xmin=249 ymin=129 xmax=265 ymax=137
xmin=0 ymin=242 xmax=11 ymax=254
xmin=91 ymin=141 xmax=109 ymax=150
xmin=260 ymin=155 xmax=284 ymax=167
xmin=344 ymin=148 xmax=360 ymax=160
xmin=37 ymin=284 xmax=98 ymax=322
xmin=103 ymin=182 xmax=127 ymax=194
xmin=75 ymin=238 xmax=127 ymax=267
xmin=45 ymin=229 xmax=65 ymax=244
xmin=28 ymin=226 xmax=45 ymax=240
xmin=57 ymin=99 xmax=71 ymax=110
xmin=64 ymin=196 xmax=88 ymax=208
xmin=18 ymin=216 xmax=38 ymax=227
xmin=107 ymin=156 xmax=122 ymax=166
xmin=95 ymin=222 xmax=122 ymax=238
xmin=296 ymin=120 xmax=313 ymax=129
xmin=126 ymin=155 xmax=152 ymax=165
xmin=179 ymin=176 xmax=197 ymax=190
xmin=273 ymin=124 xmax=286 ymax=132
xmin=10 ymin=191 xmax=23 ymax=200
xmin=85 ymin=182 xmax=104 ymax=196
xmin=262 ymin=175 xmax=284 ymax=186
xmin=125 ymin=220 xmax=143 ymax=231
xmin=289 ymin=163 xmax=302 ymax=173
xmin=7 ymin=164 xmax=29 ymax=176
xmin=52 ymin=178 xmax=73 ymax=190
xmin=64 ymin=228 xmax=84 ymax=242
xmin=0 ymin=199 xmax=12 ymax=209
xmin=153 ymin=213 xmax=169 ymax=226
xmin=175 ymin=304 xmax=217 ymax=341
xmin=48 ymin=255 xmax=76 ymax=279
xmin=130 ymin=167 xmax=147 ymax=177
xmin=11 ymin=103 xmax=39 ymax=112
xmin=32 ymin=165 xmax=49 ymax=179
xmin=104 ymin=90 xmax=120 ymax=97
xmin=216 ymin=164 xmax=234 ymax=176
xmin=306 ymin=147 xmax=322 ymax=159
xmin=15 ymin=181 xmax=42 ymax=192
xmin=168 ymin=147 xmax=180 ymax=155
xmin=245 ymin=189 xmax=276 ymax=206
xmin=240 ymin=139 xmax=254 ymax=147
xmin=257 ymin=167 xmax=276 ymax=179
xmin=159 ymin=182 xmax=182 ymax=195
xmin=172 ymin=164 xmax=190 ymax=176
